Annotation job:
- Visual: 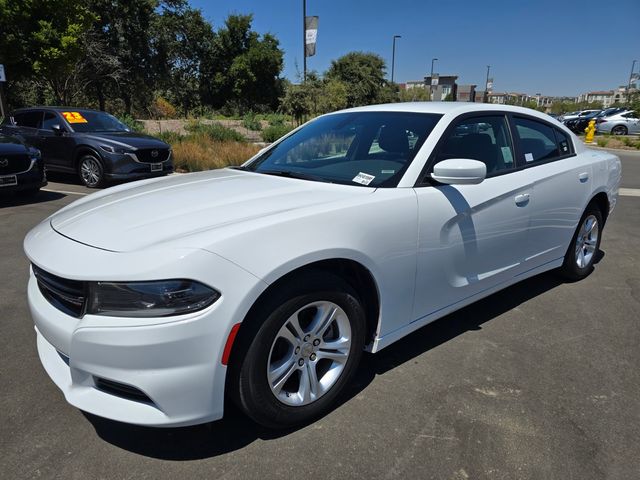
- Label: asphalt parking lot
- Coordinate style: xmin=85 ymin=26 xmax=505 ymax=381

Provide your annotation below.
xmin=1 ymin=150 xmax=639 ymax=479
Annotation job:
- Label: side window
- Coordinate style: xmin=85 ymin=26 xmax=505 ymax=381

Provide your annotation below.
xmin=13 ymin=111 xmax=43 ymax=129
xmin=554 ymin=128 xmax=572 ymax=156
xmin=434 ymin=115 xmax=515 ymax=175
xmin=41 ymin=112 xmax=59 ymax=130
xmin=514 ymin=117 xmax=559 ymax=164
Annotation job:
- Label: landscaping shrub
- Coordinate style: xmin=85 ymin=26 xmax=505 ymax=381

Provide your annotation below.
xmin=242 ymin=112 xmax=262 ymax=131
xmin=262 ymin=124 xmax=294 ymax=142
xmin=171 ymin=135 xmax=260 ymax=172
xmin=118 ymin=114 xmax=144 ymax=132
xmin=185 ymin=121 xmax=246 ymax=142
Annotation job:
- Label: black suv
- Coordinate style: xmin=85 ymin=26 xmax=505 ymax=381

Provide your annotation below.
xmin=0 ymin=133 xmax=46 ymax=196
xmin=0 ymin=107 xmax=172 ymax=188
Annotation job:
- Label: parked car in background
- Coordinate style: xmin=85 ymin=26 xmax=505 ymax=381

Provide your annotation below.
xmin=559 ymin=109 xmax=600 ymax=123
xmin=0 ymin=133 xmax=46 ymax=197
xmin=564 ymin=110 xmax=601 ymax=134
xmin=0 ymin=107 xmax=172 ymax=188
xmin=596 ymin=110 xmax=640 ymax=135
xmin=24 ymin=102 xmax=621 ymax=429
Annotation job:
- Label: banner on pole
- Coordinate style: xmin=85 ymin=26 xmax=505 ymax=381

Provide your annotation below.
xmin=305 ymin=16 xmax=318 ymax=57
xmin=430 ymin=74 xmax=439 ymax=86
xmin=486 ymin=78 xmax=494 ymax=90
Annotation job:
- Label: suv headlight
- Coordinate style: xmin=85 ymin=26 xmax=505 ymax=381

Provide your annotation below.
xmin=99 ymin=145 xmax=130 ymax=154
xmin=87 ymin=280 xmax=220 ymax=317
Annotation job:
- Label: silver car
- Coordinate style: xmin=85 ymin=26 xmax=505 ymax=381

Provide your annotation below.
xmin=596 ymin=110 xmax=640 ymax=135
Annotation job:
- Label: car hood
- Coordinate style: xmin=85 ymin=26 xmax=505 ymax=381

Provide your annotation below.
xmin=50 ymin=169 xmax=373 ymax=252
xmin=0 ymin=135 xmax=29 ymax=154
xmin=77 ymin=132 xmax=169 ymax=149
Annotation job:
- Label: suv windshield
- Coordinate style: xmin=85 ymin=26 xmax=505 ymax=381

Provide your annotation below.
xmin=246 ymin=111 xmax=442 ymax=187
xmin=62 ymin=110 xmax=129 ymax=133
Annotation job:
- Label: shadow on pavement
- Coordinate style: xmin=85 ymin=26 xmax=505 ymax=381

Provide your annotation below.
xmin=0 ymin=189 xmax=66 ymax=207
xmin=84 ymin=269 xmax=582 ymax=460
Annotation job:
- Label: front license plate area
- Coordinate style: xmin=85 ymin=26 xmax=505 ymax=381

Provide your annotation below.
xmin=150 ymin=163 xmax=162 ymax=172
xmin=0 ymin=175 xmax=17 ymax=187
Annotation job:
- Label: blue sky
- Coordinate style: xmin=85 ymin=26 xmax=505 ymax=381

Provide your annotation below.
xmin=189 ymin=0 xmax=639 ymax=97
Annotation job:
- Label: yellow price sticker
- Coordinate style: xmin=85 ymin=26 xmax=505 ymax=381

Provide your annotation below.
xmin=62 ymin=111 xmax=88 ymax=124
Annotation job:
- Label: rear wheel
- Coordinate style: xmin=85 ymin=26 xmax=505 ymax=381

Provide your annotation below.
xmin=558 ymin=204 xmax=603 ymax=280
xmin=232 ymin=273 xmax=365 ymax=428
xmin=611 ymin=125 xmax=627 ymax=135
xmin=78 ymin=154 xmax=105 ymax=188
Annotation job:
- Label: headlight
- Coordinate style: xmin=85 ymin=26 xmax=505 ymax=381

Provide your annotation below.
xmin=29 ymin=148 xmax=41 ymax=160
xmin=99 ymin=145 xmax=130 ymax=154
xmin=87 ymin=280 xmax=220 ymax=317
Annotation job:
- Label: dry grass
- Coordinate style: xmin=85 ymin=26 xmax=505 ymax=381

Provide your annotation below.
xmin=171 ymin=134 xmax=261 ymax=172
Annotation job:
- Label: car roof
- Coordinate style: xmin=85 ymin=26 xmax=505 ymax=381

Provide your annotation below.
xmin=13 ymin=106 xmax=103 ymax=114
xmin=326 ymin=101 xmax=563 ymax=123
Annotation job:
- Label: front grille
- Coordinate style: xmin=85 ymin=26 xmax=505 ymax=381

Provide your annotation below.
xmin=94 ymin=377 xmax=152 ymax=403
xmin=134 ymin=148 xmax=170 ymax=163
xmin=0 ymin=154 xmax=32 ymax=175
xmin=32 ymin=265 xmax=86 ymax=318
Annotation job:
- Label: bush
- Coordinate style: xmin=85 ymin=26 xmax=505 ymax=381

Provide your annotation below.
xmin=242 ymin=112 xmax=262 ymax=131
xmin=118 ymin=114 xmax=144 ymax=133
xmin=263 ymin=113 xmax=287 ymax=126
xmin=150 ymin=96 xmax=177 ymax=119
xmin=596 ymin=137 xmax=609 ymax=148
xmin=185 ymin=121 xmax=246 ymax=142
xmin=262 ymin=124 xmax=294 ymax=142
xmin=154 ymin=131 xmax=183 ymax=145
xmin=171 ymin=136 xmax=261 ymax=172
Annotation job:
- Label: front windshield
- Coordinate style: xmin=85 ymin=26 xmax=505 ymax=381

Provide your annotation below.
xmin=246 ymin=111 xmax=442 ymax=187
xmin=62 ymin=110 xmax=129 ymax=133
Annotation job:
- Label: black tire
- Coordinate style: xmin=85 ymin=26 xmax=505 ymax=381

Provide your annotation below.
xmin=611 ymin=125 xmax=627 ymax=136
xmin=231 ymin=272 xmax=366 ymax=429
xmin=78 ymin=154 xmax=105 ymax=188
xmin=558 ymin=203 xmax=603 ymax=281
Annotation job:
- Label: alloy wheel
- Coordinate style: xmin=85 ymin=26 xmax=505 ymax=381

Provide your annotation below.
xmin=575 ymin=214 xmax=599 ymax=269
xmin=267 ymin=300 xmax=352 ymax=406
xmin=80 ymin=157 xmax=102 ymax=187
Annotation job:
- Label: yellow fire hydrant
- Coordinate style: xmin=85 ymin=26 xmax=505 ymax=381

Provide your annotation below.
xmin=584 ymin=119 xmax=596 ymax=144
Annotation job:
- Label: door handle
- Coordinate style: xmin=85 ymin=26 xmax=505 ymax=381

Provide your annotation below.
xmin=515 ymin=193 xmax=530 ymax=206
xmin=578 ymin=172 xmax=589 ymax=182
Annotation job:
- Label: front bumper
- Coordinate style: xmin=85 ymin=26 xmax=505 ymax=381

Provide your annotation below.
xmin=102 ymin=150 xmax=173 ymax=180
xmin=0 ymin=161 xmax=47 ymax=194
xmin=25 ymin=223 xmax=266 ymax=427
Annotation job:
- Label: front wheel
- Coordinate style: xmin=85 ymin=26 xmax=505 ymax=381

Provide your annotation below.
xmin=78 ymin=154 xmax=105 ymax=188
xmin=232 ymin=273 xmax=365 ymax=428
xmin=558 ymin=204 xmax=603 ymax=280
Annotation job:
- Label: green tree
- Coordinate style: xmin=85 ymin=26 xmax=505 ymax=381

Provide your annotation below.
xmin=152 ymin=1 xmax=215 ymax=115
xmin=0 ymin=0 xmax=95 ymax=104
xmin=202 ymin=14 xmax=284 ymax=114
xmin=325 ymin=52 xmax=389 ymax=107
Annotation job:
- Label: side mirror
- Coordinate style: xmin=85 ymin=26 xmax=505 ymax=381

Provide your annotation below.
xmin=51 ymin=124 xmax=64 ymax=135
xmin=431 ymin=158 xmax=487 ymax=185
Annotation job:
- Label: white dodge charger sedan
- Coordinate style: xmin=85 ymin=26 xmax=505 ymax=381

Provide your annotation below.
xmin=24 ymin=103 xmax=621 ymax=428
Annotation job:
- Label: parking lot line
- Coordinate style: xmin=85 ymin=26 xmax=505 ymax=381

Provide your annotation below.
xmin=41 ymin=188 xmax=88 ymax=196
xmin=619 ymin=188 xmax=640 ymax=197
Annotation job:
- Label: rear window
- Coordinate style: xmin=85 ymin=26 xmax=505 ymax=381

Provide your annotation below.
xmin=514 ymin=117 xmax=573 ymax=164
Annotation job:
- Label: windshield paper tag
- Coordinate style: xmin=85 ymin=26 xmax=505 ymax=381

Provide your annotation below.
xmin=62 ymin=111 xmax=88 ymax=124
xmin=352 ymin=172 xmax=375 ymax=185
xmin=524 ymin=152 xmax=534 ymax=162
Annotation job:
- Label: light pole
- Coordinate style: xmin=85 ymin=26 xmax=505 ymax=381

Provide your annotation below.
xmin=430 ymin=58 xmax=438 ymax=100
xmin=302 ymin=0 xmax=307 ymax=82
xmin=484 ymin=65 xmax=491 ymax=103
xmin=391 ymin=35 xmax=401 ymax=83
xmin=628 ymin=59 xmax=638 ymax=99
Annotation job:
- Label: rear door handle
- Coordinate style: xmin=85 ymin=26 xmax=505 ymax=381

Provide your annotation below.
xmin=578 ymin=172 xmax=589 ymax=182
xmin=515 ymin=193 xmax=530 ymax=206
